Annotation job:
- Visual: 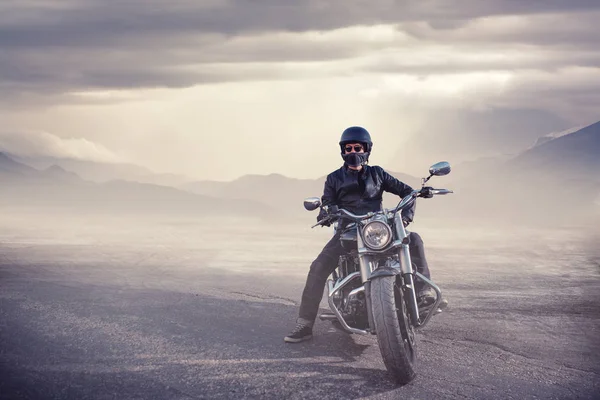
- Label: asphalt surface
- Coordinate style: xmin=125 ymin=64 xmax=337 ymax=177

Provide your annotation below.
xmin=1 ymin=216 xmax=599 ymax=399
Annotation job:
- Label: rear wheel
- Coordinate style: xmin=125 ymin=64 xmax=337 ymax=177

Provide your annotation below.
xmin=370 ymin=275 xmax=417 ymax=384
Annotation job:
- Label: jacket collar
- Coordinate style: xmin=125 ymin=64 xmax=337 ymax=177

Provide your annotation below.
xmin=342 ymin=163 xmax=369 ymax=177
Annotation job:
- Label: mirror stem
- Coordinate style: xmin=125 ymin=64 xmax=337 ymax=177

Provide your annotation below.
xmin=422 ymin=174 xmax=432 ymax=186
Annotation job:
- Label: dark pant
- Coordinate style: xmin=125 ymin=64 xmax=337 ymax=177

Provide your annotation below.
xmin=298 ymin=231 xmax=431 ymax=322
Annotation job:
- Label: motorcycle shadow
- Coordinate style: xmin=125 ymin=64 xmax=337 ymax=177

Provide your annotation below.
xmin=188 ymin=294 xmax=406 ymax=393
xmin=282 ymin=323 xmax=405 ymax=390
xmin=289 ymin=321 xmax=371 ymax=358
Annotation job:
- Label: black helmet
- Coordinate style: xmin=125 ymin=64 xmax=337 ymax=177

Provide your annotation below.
xmin=339 ymin=126 xmax=373 ymax=153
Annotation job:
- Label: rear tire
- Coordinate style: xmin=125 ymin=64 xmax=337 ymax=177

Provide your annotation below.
xmin=370 ymin=275 xmax=417 ymax=384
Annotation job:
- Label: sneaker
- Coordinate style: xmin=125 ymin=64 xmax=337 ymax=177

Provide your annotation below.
xmin=417 ymin=287 xmax=436 ymax=306
xmin=284 ymin=322 xmax=313 ymax=343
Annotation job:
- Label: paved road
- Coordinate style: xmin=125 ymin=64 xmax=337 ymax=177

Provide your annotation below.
xmin=1 ymin=219 xmax=599 ymax=399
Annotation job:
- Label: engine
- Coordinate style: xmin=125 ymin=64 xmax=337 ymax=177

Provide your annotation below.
xmin=340 ymin=278 xmax=369 ymax=330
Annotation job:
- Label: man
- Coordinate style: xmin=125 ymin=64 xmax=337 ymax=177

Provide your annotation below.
xmin=284 ymin=126 xmax=438 ymax=343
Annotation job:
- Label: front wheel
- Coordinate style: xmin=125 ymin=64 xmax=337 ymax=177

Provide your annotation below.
xmin=370 ymin=275 xmax=417 ymax=384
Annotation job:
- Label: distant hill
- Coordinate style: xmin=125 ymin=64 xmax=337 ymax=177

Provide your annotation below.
xmin=41 ymin=165 xmax=83 ymax=183
xmin=181 ymin=173 xmax=323 ymax=213
xmin=509 ymin=120 xmax=600 ymax=182
xmin=0 ymin=152 xmax=274 ymax=218
xmin=531 ymin=125 xmax=585 ymax=148
xmin=2 ymin=152 xmax=420 ymax=219
xmin=9 ymin=154 xmax=191 ymax=187
xmin=0 ymin=152 xmax=39 ymax=177
xmin=431 ymin=120 xmax=600 ymax=224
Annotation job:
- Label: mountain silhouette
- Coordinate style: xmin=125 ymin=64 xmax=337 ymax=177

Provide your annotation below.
xmin=9 ymin=154 xmax=190 ymax=187
xmin=509 ymin=120 xmax=600 ymax=181
xmin=0 ymin=153 xmax=274 ymax=217
xmin=434 ymin=120 xmax=600 ymax=224
xmin=0 ymin=152 xmax=38 ymax=177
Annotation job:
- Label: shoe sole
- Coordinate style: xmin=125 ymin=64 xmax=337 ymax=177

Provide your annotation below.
xmin=438 ymin=299 xmax=449 ymax=310
xmin=284 ymin=335 xmax=313 ymax=343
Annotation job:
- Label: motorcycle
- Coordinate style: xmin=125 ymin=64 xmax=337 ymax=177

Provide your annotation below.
xmin=303 ymin=161 xmax=453 ymax=384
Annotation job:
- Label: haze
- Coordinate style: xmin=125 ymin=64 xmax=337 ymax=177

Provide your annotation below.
xmin=1 ymin=0 xmax=599 ymax=180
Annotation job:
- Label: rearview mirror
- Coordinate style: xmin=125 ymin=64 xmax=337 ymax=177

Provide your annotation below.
xmin=429 ymin=161 xmax=451 ymax=176
xmin=303 ymin=197 xmax=321 ymax=211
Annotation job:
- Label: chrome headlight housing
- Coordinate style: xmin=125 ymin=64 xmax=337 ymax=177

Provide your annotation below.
xmin=362 ymin=220 xmax=392 ymax=250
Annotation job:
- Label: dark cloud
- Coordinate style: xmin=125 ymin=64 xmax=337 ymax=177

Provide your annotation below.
xmin=2 ymin=0 xmax=599 ymax=46
xmin=398 ymin=12 xmax=600 ymax=48
xmin=0 ymin=0 xmax=599 ymax=102
xmin=3 ymin=0 xmax=599 ymax=49
xmin=363 ymin=50 xmax=600 ymax=76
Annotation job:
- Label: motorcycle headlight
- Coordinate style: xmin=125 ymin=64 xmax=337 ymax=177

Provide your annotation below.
xmin=362 ymin=221 xmax=392 ymax=250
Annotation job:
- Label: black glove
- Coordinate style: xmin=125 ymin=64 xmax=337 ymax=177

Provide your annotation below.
xmin=317 ymin=208 xmax=331 ymax=226
xmin=402 ymin=217 xmax=411 ymax=227
xmin=420 ymin=186 xmax=434 ymax=198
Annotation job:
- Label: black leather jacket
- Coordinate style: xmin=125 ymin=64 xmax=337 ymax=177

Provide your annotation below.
xmin=321 ymin=164 xmax=416 ymax=223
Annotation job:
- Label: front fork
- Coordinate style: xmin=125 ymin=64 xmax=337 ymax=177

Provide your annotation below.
xmin=394 ymin=214 xmax=421 ymax=326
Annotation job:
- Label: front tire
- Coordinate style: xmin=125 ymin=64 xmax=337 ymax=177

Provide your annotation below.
xmin=370 ymin=275 xmax=417 ymax=384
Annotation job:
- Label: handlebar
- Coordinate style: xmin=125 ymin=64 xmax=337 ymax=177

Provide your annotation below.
xmin=391 ymin=189 xmax=420 ymax=213
xmin=312 ymin=187 xmax=453 ymax=228
xmin=311 ymin=208 xmax=374 ymax=228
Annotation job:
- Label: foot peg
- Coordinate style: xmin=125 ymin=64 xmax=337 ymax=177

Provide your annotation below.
xmin=319 ymin=312 xmax=337 ymax=321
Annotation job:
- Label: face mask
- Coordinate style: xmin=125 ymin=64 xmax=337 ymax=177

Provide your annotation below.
xmin=342 ymin=152 xmax=369 ymax=167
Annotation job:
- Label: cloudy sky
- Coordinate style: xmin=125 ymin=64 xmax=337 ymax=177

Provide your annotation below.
xmin=1 ymin=0 xmax=599 ymax=180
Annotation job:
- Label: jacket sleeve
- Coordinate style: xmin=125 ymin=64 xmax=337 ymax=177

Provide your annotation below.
xmin=320 ymin=174 xmax=337 ymax=207
xmin=380 ymin=167 xmax=416 ymax=222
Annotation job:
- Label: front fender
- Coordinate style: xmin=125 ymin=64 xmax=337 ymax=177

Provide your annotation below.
xmin=369 ymin=266 xmax=401 ymax=280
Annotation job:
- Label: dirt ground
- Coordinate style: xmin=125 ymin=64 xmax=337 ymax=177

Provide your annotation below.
xmin=1 ymin=212 xmax=599 ymax=399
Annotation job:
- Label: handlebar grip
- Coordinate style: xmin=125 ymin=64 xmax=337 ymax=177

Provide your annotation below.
xmin=431 ymin=188 xmax=453 ymax=195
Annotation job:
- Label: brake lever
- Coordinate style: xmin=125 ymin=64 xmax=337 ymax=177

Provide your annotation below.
xmin=312 ymin=212 xmax=345 ymax=228
xmin=311 ymin=216 xmax=332 ymax=228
